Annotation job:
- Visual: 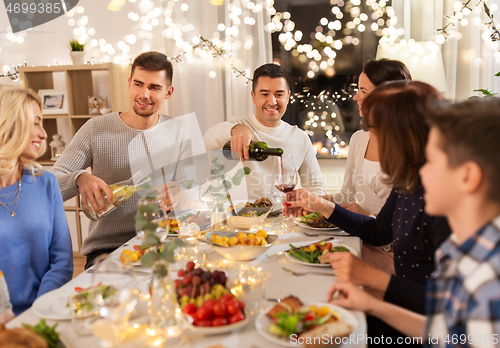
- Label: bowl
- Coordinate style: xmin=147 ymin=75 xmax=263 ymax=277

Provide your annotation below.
xmin=204 ymin=231 xmax=279 ymax=261
xmin=228 ymin=206 xmax=273 ymax=229
xmin=185 ymin=311 xmax=249 ymax=335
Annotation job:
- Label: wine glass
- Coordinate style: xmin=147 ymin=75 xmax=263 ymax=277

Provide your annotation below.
xmin=91 ymin=258 xmax=140 ymax=347
xmin=272 ymin=154 xmax=298 ymax=232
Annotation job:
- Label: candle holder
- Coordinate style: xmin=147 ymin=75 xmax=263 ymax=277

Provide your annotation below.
xmin=49 ymin=134 xmax=65 ymax=161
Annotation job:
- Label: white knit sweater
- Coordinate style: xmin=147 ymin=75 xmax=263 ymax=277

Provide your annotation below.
xmin=203 ymin=115 xmax=326 ymax=201
xmin=50 ymin=113 xmax=196 ymax=255
xmin=330 ymin=130 xmax=391 ymax=215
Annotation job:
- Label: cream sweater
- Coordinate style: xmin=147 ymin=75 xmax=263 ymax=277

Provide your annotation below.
xmin=203 ymin=115 xmax=326 ymax=201
xmin=50 ymin=113 xmax=196 ymax=255
xmin=331 ymin=130 xmax=391 ymax=215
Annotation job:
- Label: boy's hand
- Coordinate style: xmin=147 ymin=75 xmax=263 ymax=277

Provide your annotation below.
xmin=328 ymin=282 xmax=377 ymax=313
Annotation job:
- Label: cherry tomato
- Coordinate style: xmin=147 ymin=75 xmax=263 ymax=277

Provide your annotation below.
xmin=219 ymin=294 xmax=233 ymax=304
xmin=229 ymin=310 xmax=245 ymax=324
xmin=235 ymin=300 xmax=245 ymax=311
xmin=183 ymin=303 xmax=197 ymax=315
xmin=196 ymin=320 xmax=212 ymax=327
xmin=133 ymin=245 xmax=140 ymax=251
xmin=325 ymin=242 xmax=333 ymax=250
xmin=202 ymin=299 xmax=217 ymax=309
xmin=212 ymin=317 xmax=228 ymax=327
xmin=177 ymin=269 xmax=186 ymax=277
xmin=196 ymin=306 xmax=212 ymax=321
xmin=302 ymin=311 xmax=315 ymax=323
xmin=226 ymin=300 xmax=237 ymax=315
xmin=213 ymin=303 xmax=227 ymax=318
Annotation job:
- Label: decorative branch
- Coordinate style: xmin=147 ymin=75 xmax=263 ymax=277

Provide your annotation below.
xmin=167 ymin=35 xmax=252 ymax=84
xmin=0 ymin=62 xmax=27 ymax=81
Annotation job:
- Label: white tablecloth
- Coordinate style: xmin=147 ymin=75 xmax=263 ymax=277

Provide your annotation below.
xmin=7 ymin=227 xmax=367 ymax=348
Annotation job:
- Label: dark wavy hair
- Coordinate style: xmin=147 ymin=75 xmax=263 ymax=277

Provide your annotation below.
xmin=363 ymin=58 xmax=412 ymax=86
xmin=362 ymin=81 xmax=441 ymax=192
xmin=130 ymin=51 xmax=173 ymax=85
xmin=252 ymin=63 xmax=290 ymax=92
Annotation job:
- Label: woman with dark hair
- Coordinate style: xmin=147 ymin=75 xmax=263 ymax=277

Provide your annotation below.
xmin=330 ymin=59 xmax=412 ymax=216
xmin=286 ymin=81 xmax=451 ymax=344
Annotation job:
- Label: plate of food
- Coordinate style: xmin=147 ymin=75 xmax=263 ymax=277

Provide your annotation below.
xmin=255 ymin=296 xmax=357 ymax=347
xmin=296 ymin=212 xmax=340 ymax=231
xmin=0 ymin=318 xmax=70 ymax=348
xmin=285 ymin=242 xmax=358 ymax=267
xmin=32 ymin=273 xmax=123 ymax=320
xmin=204 ymin=230 xmax=278 ymax=261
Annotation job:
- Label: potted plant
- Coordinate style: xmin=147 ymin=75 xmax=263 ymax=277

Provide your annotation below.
xmin=69 ymin=39 xmax=85 ymax=65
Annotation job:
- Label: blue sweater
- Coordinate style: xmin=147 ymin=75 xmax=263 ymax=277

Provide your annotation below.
xmin=0 ymin=170 xmax=73 ymax=315
xmin=328 ymin=184 xmax=451 ymax=314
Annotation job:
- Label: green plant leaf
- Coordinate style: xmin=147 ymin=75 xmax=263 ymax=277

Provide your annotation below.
xmin=146 ymin=191 xmax=158 ymax=200
xmin=182 ymin=179 xmax=195 ymax=189
xmin=495 ymin=72 xmax=500 ymax=76
xmin=474 ymin=89 xmax=498 ymax=97
xmin=140 ymin=251 xmax=159 ymax=267
xmin=222 ymin=180 xmax=232 ymax=189
xmin=137 ymin=204 xmax=156 ymax=214
xmin=142 ymin=222 xmax=158 ymax=233
xmin=141 ymin=234 xmax=161 ymax=249
xmin=243 ymin=167 xmax=251 ymax=175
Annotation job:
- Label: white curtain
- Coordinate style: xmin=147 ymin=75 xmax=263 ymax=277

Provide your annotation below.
xmin=162 ymin=0 xmax=272 ymax=134
xmin=392 ymin=0 xmax=500 ymax=101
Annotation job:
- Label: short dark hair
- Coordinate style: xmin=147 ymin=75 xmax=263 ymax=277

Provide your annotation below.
xmin=427 ymin=98 xmax=500 ymax=204
xmin=130 ymin=51 xmax=173 ymax=86
xmin=252 ymin=63 xmax=290 ymax=92
xmin=363 ymin=59 xmax=412 ymax=86
xmin=362 ymin=81 xmax=441 ymax=193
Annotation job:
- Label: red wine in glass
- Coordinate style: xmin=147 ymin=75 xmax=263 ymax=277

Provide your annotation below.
xmin=275 ymin=184 xmax=296 ymax=193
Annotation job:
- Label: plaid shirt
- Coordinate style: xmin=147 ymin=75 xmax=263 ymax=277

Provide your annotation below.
xmin=425 ymin=215 xmax=500 ymax=348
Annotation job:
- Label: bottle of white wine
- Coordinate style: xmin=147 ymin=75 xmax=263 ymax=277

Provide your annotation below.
xmin=82 ymin=173 xmax=152 ymax=221
xmin=222 ymin=141 xmax=283 ymax=161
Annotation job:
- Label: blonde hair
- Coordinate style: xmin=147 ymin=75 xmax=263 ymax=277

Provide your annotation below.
xmin=0 ymin=86 xmax=46 ymax=177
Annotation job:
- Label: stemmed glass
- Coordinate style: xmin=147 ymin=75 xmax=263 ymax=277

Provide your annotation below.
xmin=91 ymin=258 xmax=141 ymax=347
xmin=272 ymin=154 xmax=298 ymax=232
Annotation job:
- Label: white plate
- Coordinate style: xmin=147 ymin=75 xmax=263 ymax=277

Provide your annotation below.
xmin=285 ymin=244 xmax=359 ymax=267
xmin=296 ymin=221 xmax=340 ymax=231
xmin=186 ymin=312 xmax=249 ymax=335
xmin=255 ymin=302 xmax=358 ymax=347
xmin=32 ymin=273 xmax=134 ymax=320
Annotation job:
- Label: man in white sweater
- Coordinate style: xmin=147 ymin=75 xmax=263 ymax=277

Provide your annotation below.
xmin=203 ymin=63 xmax=325 ymax=201
xmin=51 ymin=52 xmax=196 ymax=268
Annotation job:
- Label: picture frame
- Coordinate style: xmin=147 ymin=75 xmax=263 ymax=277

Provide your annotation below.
xmin=38 ymin=89 xmax=68 ymax=115
xmin=88 ymin=95 xmax=108 ymax=115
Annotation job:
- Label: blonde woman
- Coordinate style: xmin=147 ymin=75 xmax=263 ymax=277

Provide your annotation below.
xmin=0 ymin=87 xmax=72 ymax=315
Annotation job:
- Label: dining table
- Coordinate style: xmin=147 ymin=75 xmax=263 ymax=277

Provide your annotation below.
xmin=6 ymin=219 xmax=367 ymax=348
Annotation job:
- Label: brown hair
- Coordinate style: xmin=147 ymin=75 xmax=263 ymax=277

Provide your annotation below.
xmin=252 ymin=63 xmax=290 ymax=92
xmin=362 ymin=81 xmax=441 ymax=192
xmin=363 ymin=58 xmax=412 ymax=86
xmin=130 ymin=51 xmax=173 ymax=85
xmin=427 ymin=98 xmax=500 ymax=203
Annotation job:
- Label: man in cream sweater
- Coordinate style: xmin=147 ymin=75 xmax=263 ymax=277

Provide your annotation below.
xmin=203 ymin=64 xmax=325 ymax=201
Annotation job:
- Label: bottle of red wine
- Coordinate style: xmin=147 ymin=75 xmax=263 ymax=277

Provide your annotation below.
xmin=222 ymin=141 xmax=283 ymax=161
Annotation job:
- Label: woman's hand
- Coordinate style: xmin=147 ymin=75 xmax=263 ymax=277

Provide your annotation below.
xmin=328 ymin=252 xmax=391 ymax=292
xmin=285 ymin=188 xmax=335 ymax=218
xmin=341 ymin=202 xmax=369 ymax=216
xmin=157 ymin=182 xmax=181 ymax=212
xmin=327 ymin=282 xmax=378 ymax=313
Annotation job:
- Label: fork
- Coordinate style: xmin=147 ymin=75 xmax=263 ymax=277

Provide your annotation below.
xmin=281 ymin=266 xmax=334 ymax=276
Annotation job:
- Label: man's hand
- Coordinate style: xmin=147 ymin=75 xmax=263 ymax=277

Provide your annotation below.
xmin=76 ymin=172 xmax=113 ymax=214
xmin=328 ymin=252 xmax=391 ymax=292
xmin=327 ymin=282 xmax=378 ymax=314
xmin=342 ymin=203 xmax=369 ymax=216
xmin=230 ymin=124 xmax=256 ymax=162
xmin=157 ymin=182 xmax=181 ymax=212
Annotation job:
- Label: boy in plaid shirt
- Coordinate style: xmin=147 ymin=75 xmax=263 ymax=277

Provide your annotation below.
xmin=326 ymin=97 xmax=500 ymax=347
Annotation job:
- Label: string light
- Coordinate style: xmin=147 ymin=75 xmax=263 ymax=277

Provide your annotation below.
xmin=0 ymin=62 xmax=28 ymax=81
